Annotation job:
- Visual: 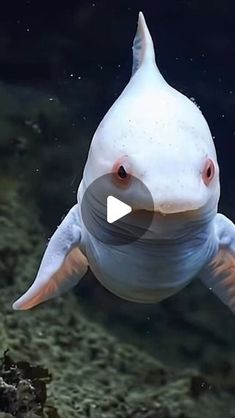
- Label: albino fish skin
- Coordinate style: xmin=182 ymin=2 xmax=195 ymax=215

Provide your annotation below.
xmin=13 ymin=13 xmax=235 ymax=314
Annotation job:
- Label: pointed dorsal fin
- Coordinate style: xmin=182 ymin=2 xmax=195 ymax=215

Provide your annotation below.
xmin=132 ymin=12 xmax=156 ymax=76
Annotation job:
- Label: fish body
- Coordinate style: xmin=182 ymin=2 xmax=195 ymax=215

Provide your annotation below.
xmin=78 ymin=177 xmax=216 ymax=303
xmin=80 ymin=220 xmax=215 ymax=303
xmin=13 ymin=13 xmax=235 ymax=314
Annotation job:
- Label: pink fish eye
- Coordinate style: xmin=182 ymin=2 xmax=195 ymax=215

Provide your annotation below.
xmin=112 ymin=157 xmax=132 ymax=187
xmin=117 ymin=165 xmax=128 ymax=179
xmin=202 ymin=159 xmax=215 ymax=186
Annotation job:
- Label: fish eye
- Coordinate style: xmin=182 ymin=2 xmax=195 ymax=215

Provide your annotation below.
xmin=112 ymin=157 xmax=132 ymax=187
xmin=202 ymin=159 xmax=215 ymax=186
xmin=117 ymin=165 xmax=128 ymax=179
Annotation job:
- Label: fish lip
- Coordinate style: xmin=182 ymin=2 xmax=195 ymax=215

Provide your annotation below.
xmin=132 ymin=207 xmax=201 ymax=217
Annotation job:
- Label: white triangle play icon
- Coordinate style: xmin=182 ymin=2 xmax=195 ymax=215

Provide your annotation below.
xmin=107 ymin=195 xmax=132 ymax=224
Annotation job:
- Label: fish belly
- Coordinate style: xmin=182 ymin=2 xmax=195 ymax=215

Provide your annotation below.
xmin=83 ymin=233 xmax=203 ymax=303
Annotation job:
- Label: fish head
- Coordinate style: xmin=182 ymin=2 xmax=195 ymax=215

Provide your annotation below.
xmin=82 ymin=12 xmax=220 ymax=218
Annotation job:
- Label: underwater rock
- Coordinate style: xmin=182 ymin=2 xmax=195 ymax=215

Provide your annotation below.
xmin=0 ymin=351 xmax=54 ymax=417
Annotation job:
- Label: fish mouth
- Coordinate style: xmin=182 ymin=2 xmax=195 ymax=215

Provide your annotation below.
xmin=133 ymin=206 xmax=201 ymax=217
xmin=154 ymin=207 xmax=201 ymax=216
xmin=130 ymin=206 xmax=205 ymax=226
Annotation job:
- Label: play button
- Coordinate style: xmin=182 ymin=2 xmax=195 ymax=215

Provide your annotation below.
xmin=107 ymin=196 xmax=132 ymax=224
xmin=81 ymin=173 xmax=154 ymax=245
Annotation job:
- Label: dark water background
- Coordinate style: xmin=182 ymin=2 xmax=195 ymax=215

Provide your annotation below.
xmin=0 ymin=1 xmax=235 ymax=417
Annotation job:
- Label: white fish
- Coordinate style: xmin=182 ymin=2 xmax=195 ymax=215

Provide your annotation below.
xmin=13 ymin=12 xmax=235 ymax=313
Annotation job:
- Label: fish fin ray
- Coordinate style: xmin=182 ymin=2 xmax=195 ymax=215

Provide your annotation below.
xmin=199 ymin=213 xmax=235 ymax=313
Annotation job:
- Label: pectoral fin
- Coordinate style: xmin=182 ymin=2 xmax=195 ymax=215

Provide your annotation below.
xmin=199 ymin=214 xmax=235 ymax=313
xmin=13 ymin=204 xmax=88 ymax=310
